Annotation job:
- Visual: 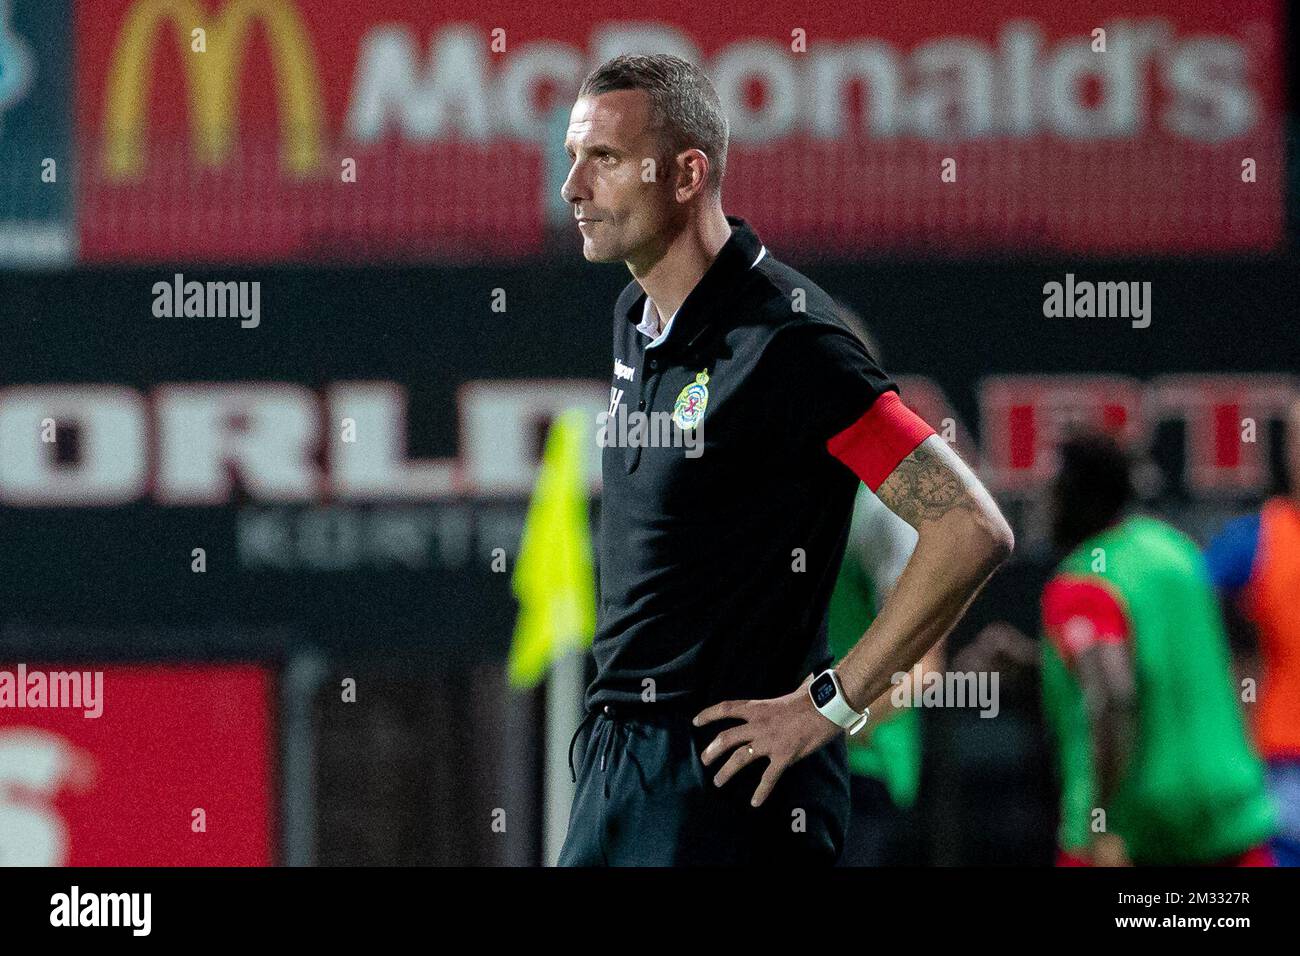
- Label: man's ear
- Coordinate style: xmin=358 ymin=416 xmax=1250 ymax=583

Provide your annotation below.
xmin=674 ymin=148 xmax=711 ymax=202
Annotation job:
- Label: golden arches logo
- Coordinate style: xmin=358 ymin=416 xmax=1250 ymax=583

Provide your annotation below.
xmin=102 ymin=0 xmax=325 ymax=179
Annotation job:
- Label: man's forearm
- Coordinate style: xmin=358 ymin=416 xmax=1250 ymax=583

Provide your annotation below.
xmin=1093 ymin=704 xmax=1137 ymax=809
xmin=834 ymin=437 xmax=1013 ymax=713
xmin=835 ymin=511 xmax=1008 ymax=712
xmin=860 ymin=640 xmax=945 ymax=736
xmin=1079 ymin=645 xmax=1139 ymax=812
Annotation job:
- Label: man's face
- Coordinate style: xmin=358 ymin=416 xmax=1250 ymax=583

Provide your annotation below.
xmin=561 ymin=90 xmax=677 ymax=266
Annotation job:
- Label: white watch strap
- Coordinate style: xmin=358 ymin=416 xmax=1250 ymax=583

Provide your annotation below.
xmin=811 ymin=670 xmax=869 ymax=734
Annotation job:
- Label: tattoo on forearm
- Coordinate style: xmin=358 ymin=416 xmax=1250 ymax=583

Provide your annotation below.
xmin=877 ymin=442 xmax=977 ymax=527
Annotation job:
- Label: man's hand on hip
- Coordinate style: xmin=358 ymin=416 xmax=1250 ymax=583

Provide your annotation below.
xmin=693 ymin=674 xmax=841 ymax=808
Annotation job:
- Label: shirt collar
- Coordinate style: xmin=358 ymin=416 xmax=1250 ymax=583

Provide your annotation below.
xmin=625 ymin=216 xmax=767 ymax=353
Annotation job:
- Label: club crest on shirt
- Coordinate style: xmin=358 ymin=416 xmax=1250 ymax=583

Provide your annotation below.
xmin=671 ymin=370 xmax=710 ymax=430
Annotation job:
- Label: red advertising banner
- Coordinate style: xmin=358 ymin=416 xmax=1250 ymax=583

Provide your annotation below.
xmin=75 ymin=0 xmax=1284 ymax=262
xmin=0 ymin=664 xmax=273 ymax=866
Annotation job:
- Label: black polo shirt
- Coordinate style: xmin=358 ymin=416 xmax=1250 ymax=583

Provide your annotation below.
xmin=589 ymin=216 xmax=906 ymax=713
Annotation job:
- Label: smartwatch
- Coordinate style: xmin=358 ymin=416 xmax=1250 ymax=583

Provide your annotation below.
xmin=808 ymin=669 xmax=869 ymax=735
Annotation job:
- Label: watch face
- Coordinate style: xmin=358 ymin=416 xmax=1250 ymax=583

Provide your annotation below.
xmin=811 ymin=673 xmax=838 ymax=708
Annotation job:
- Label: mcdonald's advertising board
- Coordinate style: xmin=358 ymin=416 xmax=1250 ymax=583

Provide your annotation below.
xmin=75 ymin=0 xmax=1284 ymax=263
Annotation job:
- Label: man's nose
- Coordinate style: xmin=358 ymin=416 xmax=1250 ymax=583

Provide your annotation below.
xmin=560 ymin=161 xmax=587 ymax=206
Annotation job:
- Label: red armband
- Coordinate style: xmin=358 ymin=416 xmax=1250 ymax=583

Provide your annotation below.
xmin=825 ymin=391 xmax=935 ymax=491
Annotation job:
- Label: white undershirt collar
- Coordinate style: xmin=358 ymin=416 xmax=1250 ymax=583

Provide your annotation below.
xmin=636 ymin=244 xmax=767 ymax=349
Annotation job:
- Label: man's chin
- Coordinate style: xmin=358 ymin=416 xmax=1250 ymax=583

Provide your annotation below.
xmin=581 ymin=241 xmax=623 ymax=264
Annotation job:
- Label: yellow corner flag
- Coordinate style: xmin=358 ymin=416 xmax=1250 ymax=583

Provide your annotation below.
xmin=507 ymin=409 xmax=597 ymax=689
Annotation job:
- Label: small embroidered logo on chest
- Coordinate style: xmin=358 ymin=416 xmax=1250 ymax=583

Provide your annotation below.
xmin=671 ymin=369 xmax=710 ymax=430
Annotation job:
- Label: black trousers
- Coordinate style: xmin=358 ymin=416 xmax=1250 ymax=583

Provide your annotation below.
xmin=836 ymin=774 xmax=924 ymax=866
xmin=557 ymin=703 xmax=850 ymax=866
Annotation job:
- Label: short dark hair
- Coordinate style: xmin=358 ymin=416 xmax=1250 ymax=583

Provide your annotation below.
xmin=1050 ymin=430 xmax=1134 ymax=551
xmin=579 ymin=54 xmax=728 ymax=195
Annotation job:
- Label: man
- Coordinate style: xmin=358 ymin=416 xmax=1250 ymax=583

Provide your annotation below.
xmin=558 ymin=54 xmax=1012 ymax=866
xmin=1205 ymin=399 xmax=1300 ymax=866
xmin=1040 ymin=432 xmax=1275 ymax=866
